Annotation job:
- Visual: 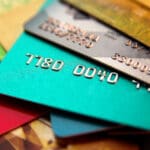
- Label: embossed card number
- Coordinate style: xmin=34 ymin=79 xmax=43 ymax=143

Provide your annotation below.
xmin=73 ymin=65 xmax=119 ymax=84
xmin=26 ymin=53 xmax=64 ymax=71
xmin=25 ymin=53 xmax=149 ymax=92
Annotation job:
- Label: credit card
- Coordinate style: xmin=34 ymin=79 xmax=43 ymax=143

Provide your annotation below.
xmin=0 ymin=30 xmax=150 ymax=129
xmin=0 ymin=95 xmax=48 ymax=135
xmin=51 ymin=110 xmax=120 ymax=138
xmin=25 ymin=1 xmax=150 ymax=85
xmin=0 ymin=0 xmax=44 ymax=50
xmin=51 ymin=111 xmax=150 ymax=139
xmin=64 ymin=0 xmax=150 ymax=47
xmin=0 ymin=44 xmax=6 ymax=60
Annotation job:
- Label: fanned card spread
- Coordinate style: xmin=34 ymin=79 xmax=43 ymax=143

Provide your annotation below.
xmin=0 ymin=0 xmax=150 ymax=130
xmin=0 ymin=31 xmax=149 ymax=130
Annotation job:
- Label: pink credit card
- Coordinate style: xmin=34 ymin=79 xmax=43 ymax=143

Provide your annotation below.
xmin=0 ymin=95 xmax=48 ymax=135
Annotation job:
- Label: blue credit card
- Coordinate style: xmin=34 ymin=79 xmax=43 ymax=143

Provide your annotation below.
xmin=0 ymin=1 xmax=150 ymax=130
xmin=50 ymin=111 xmax=150 ymax=139
xmin=50 ymin=110 xmax=120 ymax=138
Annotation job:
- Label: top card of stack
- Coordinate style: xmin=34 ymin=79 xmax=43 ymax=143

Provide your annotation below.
xmin=64 ymin=0 xmax=150 ymax=47
xmin=25 ymin=0 xmax=150 ymax=85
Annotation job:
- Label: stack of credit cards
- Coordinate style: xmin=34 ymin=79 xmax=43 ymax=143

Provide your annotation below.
xmin=0 ymin=0 xmax=150 ymax=148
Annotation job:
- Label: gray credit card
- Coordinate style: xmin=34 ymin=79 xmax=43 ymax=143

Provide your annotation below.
xmin=25 ymin=0 xmax=150 ymax=85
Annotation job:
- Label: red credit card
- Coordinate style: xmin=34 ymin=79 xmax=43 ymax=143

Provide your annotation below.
xmin=0 ymin=95 xmax=48 ymax=135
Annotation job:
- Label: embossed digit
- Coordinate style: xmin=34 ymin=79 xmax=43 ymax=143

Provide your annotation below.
xmin=98 ymin=70 xmax=107 ymax=81
xmin=140 ymin=65 xmax=149 ymax=72
xmin=41 ymin=58 xmax=53 ymax=69
xmin=73 ymin=65 xmax=85 ymax=76
xmin=107 ymin=72 xmax=119 ymax=84
xmin=132 ymin=61 xmax=141 ymax=69
xmin=26 ymin=53 xmax=35 ymax=65
xmin=52 ymin=60 xmax=64 ymax=71
xmin=84 ymin=67 xmax=96 ymax=78
xmin=35 ymin=56 xmax=44 ymax=67
xmin=111 ymin=53 xmax=120 ymax=60
xmin=146 ymin=68 xmax=150 ymax=75
xmin=125 ymin=58 xmax=133 ymax=66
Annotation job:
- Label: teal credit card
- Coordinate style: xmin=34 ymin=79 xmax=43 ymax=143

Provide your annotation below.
xmin=0 ymin=31 xmax=150 ymax=129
